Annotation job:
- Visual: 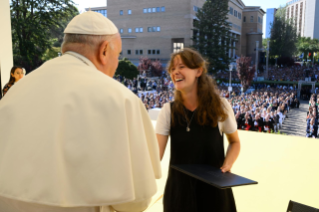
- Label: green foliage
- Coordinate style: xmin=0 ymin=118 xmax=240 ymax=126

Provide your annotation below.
xmin=296 ymin=37 xmax=319 ymax=61
xmin=115 ymin=58 xmax=139 ymax=79
xmin=10 ymin=0 xmax=79 ymax=73
xmin=192 ymin=0 xmax=233 ymax=74
xmin=269 ymin=6 xmax=298 ymax=58
xmin=262 ymin=38 xmax=270 ymax=50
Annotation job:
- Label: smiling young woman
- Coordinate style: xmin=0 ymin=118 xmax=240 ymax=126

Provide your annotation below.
xmin=2 ymin=66 xmax=25 ymax=97
xmin=155 ymin=48 xmax=241 ymax=212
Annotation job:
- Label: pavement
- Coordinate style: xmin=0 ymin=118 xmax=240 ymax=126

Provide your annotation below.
xmin=280 ymin=101 xmax=308 ymax=137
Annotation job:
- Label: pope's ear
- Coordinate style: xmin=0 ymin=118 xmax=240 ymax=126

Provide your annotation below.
xmin=99 ymin=40 xmax=109 ymax=65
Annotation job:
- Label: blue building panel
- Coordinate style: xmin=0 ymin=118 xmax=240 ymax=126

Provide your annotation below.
xmin=266 ymin=8 xmax=276 ymax=39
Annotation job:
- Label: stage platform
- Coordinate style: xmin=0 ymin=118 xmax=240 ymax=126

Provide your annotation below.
xmin=145 ymin=121 xmax=319 ymax=212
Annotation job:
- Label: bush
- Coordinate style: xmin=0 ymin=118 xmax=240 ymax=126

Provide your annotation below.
xmin=115 ymin=58 xmax=139 ymax=79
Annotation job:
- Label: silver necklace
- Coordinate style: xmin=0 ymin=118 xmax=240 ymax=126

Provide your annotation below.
xmin=183 ymin=107 xmax=196 ymax=132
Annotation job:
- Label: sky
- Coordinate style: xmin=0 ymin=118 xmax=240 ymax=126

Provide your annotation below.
xmin=72 ymin=0 xmax=289 ymax=38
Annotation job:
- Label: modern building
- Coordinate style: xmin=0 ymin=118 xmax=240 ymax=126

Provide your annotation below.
xmin=87 ymin=0 xmax=265 ymax=67
xmin=286 ymin=0 xmax=306 ymax=37
xmin=265 ymin=8 xmax=277 ymax=39
xmin=304 ymin=0 xmax=319 ymax=39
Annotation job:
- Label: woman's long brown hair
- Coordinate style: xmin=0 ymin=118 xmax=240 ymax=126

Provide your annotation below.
xmin=167 ymin=48 xmax=228 ymax=127
xmin=8 ymin=66 xmax=23 ymax=85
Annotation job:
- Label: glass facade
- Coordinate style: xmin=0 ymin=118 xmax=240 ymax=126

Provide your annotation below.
xmin=266 ymin=8 xmax=276 ymax=38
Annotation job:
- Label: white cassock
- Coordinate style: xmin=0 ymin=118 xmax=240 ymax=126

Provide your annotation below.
xmin=0 ymin=52 xmax=162 ymax=212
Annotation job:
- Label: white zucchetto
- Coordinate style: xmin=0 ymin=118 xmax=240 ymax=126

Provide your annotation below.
xmin=64 ymin=11 xmax=118 ymax=35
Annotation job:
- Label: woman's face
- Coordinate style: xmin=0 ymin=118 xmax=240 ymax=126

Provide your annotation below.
xmin=11 ymin=68 xmax=24 ymax=82
xmin=169 ymin=55 xmax=202 ymax=93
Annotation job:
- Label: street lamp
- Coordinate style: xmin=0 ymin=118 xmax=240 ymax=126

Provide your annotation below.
xmin=228 ymin=63 xmax=235 ymax=96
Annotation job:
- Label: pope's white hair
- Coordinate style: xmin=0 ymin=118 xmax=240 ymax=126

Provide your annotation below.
xmin=61 ymin=34 xmax=115 ymax=52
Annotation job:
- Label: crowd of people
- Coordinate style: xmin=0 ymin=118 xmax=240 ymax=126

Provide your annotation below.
xmin=224 ymin=88 xmax=300 ymax=133
xmin=215 ymin=65 xmax=319 ymax=82
xmin=306 ymin=94 xmax=319 ymax=138
xmin=113 ymin=74 xmax=303 ymax=135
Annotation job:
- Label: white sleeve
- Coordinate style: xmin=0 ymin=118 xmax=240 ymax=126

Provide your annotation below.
xmin=155 ymin=103 xmax=171 ymax=136
xmin=218 ymin=98 xmax=237 ymax=135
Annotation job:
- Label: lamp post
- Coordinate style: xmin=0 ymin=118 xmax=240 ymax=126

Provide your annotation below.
xmin=228 ymin=63 xmax=234 ymax=96
xmin=255 ymin=41 xmax=259 ymax=81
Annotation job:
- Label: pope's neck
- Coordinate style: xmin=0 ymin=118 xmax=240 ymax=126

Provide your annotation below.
xmin=181 ymin=90 xmax=198 ymax=112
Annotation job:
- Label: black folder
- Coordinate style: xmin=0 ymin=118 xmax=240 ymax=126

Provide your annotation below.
xmin=171 ymin=164 xmax=258 ymax=189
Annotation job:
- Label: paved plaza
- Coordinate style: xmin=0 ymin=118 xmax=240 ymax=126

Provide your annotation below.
xmin=280 ymin=101 xmax=308 ymax=137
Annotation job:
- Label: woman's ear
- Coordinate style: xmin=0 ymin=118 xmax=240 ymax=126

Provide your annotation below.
xmin=196 ymin=67 xmax=203 ymax=77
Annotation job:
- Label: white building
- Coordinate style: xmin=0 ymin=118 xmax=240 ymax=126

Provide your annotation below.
xmin=304 ymin=0 xmax=319 ymax=39
xmin=286 ymin=0 xmax=306 ymax=37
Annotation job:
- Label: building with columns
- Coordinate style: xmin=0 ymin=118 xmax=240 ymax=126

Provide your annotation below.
xmin=286 ymin=0 xmax=306 ymax=37
xmin=87 ymin=0 xmax=265 ymax=67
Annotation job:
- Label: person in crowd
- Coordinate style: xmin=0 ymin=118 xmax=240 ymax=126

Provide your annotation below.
xmin=2 ymin=66 xmax=25 ymax=96
xmin=0 ymin=12 xmax=161 ymax=212
xmin=306 ymin=118 xmax=318 ymax=138
xmin=156 ymin=48 xmax=240 ymax=212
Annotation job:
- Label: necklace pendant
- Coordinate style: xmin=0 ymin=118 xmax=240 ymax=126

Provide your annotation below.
xmin=186 ymin=127 xmax=190 ymax=132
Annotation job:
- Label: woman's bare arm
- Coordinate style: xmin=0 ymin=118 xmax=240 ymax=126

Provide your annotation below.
xmin=156 ymin=134 xmax=169 ymax=161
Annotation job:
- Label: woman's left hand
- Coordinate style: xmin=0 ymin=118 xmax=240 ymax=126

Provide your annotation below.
xmin=220 ymin=164 xmax=232 ymax=173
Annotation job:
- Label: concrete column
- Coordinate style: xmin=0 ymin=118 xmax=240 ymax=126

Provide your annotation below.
xmin=233 ymin=41 xmax=236 ymax=59
xmin=0 ymin=0 xmax=13 ymax=93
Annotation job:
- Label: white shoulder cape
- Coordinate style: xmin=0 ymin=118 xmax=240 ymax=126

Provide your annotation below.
xmin=0 ymin=53 xmax=161 ymax=207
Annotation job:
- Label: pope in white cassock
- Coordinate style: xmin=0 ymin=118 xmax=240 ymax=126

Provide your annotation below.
xmin=0 ymin=11 xmax=161 ymax=212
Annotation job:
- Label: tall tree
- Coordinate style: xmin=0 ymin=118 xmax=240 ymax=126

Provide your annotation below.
xmin=192 ymin=0 xmax=233 ymax=74
xmin=269 ymin=6 xmax=298 ymax=58
xmin=11 ymin=0 xmax=77 ymax=73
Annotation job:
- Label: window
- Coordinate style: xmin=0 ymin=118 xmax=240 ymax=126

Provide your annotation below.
xmin=152 ymin=26 xmax=156 ymax=32
xmin=135 ymin=28 xmax=139 ymax=33
xmin=229 ymin=7 xmax=233 ymax=15
xmin=238 ymin=13 xmax=242 ymax=19
xmin=157 ymin=26 xmax=161 ymax=32
xmin=234 ymin=10 xmax=237 ymax=17
xmin=94 ymin=9 xmax=107 ymax=17
xmin=156 ymin=7 xmax=160 ymax=12
xmin=148 ymin=27 xmax=152 ymax=32
xmin=140 ymin=28 xmax=143 ymax=32
xmin=135 ymin=50 xmax=139 ymax=55
xmin=152 ymin=50 xmax=156 ymax=54
xmin=140 ymin=50 xmax=143 ymax=55
xmin=143 ymin=8 xmax=147 ymax=13
xmin=120 ymin=10 xmax=123 ymax=15
xmin=148 ymin=8 xmax=151 ymax=13
xmin=161 ymin=6 xmax=165 ymax=12
xmin=157 ymin=50 xmax=160 ymax=54
xmin=250 ymin=16 xmax=254 ymax=22
xmin=193 ymin=6 xmax=199 ymax=12
xmin=152 ymin=7 xmax=156 ymax=12
xmin=243 ymin=16 xmax=246 ymax=22
xmin=148 ymin=50 xmax=152 ymax=54
xmin=127 ymin=50 xmax=131 ymax=55
xmin=120 ymin=28 xmax=123 ymax=34
xmin=173 ymin=42 xmax=184 ymax=53
xmin=128 ymin=9 xmax=132 ymax=15
xmin=128 ymin=28 xmax=132 ymax=33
